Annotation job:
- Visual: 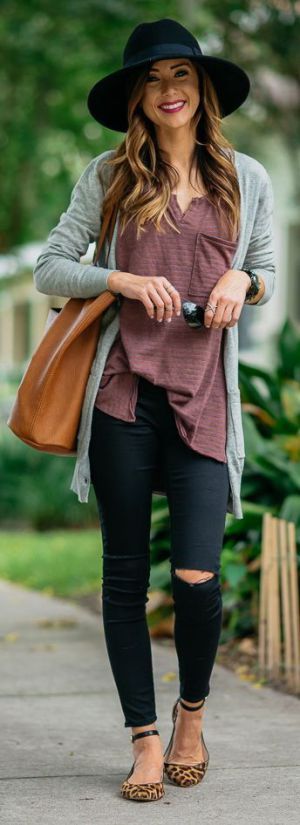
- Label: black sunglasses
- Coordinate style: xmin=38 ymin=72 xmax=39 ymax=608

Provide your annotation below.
xmin=182 ymin=301 xmax=205 ymax=328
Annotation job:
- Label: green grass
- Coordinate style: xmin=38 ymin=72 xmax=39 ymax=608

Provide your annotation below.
xmin=0 ymin=530 xmax=103 ymax=597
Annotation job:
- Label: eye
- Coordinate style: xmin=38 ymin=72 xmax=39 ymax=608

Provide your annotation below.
xmin=147 ymin=70 xmax=188 ymax=82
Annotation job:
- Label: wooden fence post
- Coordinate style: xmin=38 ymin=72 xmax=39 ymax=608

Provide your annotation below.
xmin=258 ymin=513 xmax=300 ymax=693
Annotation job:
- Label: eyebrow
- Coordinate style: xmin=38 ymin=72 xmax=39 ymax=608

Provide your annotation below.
xmin=149 ymin=62 xmax=191 ymax=72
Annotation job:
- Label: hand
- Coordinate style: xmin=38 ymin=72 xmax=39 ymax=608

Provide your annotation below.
xmin=107 ymin=271 xmax=181 ymax=322
xmin=204 ymin=269 xmax=251 ymax=330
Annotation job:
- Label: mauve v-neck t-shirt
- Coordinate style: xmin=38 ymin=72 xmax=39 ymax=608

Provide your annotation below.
xmin=94 ymin=193 xmax=238 ymax=463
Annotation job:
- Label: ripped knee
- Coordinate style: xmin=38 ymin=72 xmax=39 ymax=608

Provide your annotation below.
xmin=174 ymin=568 xmax=215 ymax=585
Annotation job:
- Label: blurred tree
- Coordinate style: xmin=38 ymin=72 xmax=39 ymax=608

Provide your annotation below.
xmin=1 ymin=0 xmax=182 ymax=249
xmin=180 ymin=1 xmax=300 ymax=184
xmin=0 ymin=0 xmax=299 ymax=251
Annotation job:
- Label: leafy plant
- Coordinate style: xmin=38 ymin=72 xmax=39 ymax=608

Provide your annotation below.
xmin=0 ymin=425 xmax=99 ymax=530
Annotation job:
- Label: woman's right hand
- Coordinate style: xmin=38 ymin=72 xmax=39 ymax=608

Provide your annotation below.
xmin=107 ymin=271 xmax=181 ymax=323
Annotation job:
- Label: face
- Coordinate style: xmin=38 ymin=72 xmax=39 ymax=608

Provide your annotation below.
xmin=140 ymin=58 xmax=200 ymax=131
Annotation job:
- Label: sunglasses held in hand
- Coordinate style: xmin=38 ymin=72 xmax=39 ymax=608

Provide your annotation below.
xmin=182 ymin=301 xmax=205 ymax=328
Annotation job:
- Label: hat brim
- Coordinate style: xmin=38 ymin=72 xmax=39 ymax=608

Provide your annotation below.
xmin=87 ymin=53 xmax=250 ymax=132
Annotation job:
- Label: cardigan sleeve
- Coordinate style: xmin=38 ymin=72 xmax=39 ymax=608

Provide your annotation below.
xmin=242 ymin=169 xmax=276 ymax=306
xmin=33 ymin=154 xmax=120 ymax=298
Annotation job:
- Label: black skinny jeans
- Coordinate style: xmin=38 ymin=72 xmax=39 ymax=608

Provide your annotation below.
xmin=88 ymin=376 xmax=230 ymax=728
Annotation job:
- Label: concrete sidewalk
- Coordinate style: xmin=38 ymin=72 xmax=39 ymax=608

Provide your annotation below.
xmin=0 ymin=578 xmax=299 ymax=825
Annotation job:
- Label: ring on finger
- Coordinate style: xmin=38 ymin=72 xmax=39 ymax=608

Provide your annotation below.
xmin=205 ymin=301 xmax=218 ymax=313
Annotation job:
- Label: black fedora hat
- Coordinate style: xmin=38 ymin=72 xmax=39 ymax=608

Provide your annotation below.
xmin=87 ymin=18 xmax=250 ymax=132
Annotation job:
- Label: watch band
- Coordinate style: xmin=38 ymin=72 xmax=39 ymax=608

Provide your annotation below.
xmin=243 ymin=269 xmax=260 ymax=302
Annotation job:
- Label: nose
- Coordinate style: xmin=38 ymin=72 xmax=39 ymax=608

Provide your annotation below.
xmin=159 ymin=79 xmax=177 ymax=94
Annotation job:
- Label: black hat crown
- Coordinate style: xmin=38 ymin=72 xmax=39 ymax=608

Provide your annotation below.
xmin=123 ymin=18 xmax=202 ymax=68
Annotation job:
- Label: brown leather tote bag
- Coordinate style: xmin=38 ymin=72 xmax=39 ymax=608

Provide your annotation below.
xmin=7 ymin=202 xmax=119 ymax=455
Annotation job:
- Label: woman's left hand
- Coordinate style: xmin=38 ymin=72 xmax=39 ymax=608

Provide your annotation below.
xmin=204 ymin=269 xmax=251 ymax=329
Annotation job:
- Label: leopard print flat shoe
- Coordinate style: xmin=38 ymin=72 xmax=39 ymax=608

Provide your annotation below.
xmin=163 ymin=696 xmax=209 ymax=787
xmin=120 ymin=729 xmax=165 ymax=802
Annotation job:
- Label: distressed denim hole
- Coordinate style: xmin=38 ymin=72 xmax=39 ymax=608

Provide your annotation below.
xmin=174 ymin=569 xmax=215 ymax=586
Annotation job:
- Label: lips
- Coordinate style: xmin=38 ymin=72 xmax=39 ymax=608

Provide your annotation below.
xmin=158 ymin=100 xmax=186 ymax=112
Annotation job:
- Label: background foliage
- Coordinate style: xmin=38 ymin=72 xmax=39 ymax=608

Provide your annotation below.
xmin=1 ymin=0 xmax=299 ymax=250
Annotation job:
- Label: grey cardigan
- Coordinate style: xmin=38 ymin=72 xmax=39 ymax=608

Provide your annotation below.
xmin=33 ymin=148 xmax=276 ymax=519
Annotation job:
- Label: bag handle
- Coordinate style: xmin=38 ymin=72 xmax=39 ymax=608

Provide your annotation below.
xmin=92 ymin=200 xmax=118 ymax=269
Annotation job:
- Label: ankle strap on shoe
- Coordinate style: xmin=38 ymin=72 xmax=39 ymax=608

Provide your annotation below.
xmin=180 ymin=697 xmax=206 ymax=711
xmin=131 ymin=729 xmax=159 ymax=743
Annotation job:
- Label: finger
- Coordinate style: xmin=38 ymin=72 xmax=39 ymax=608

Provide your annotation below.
xmin=162 ymin=282 xmax=181 ymax=316
xmin=204 ymin=297 xmax=220 ymax=327
xmin=149 ymin=283 xmax=180 ymax=322
xmin=147 ymin=285 xmax=166 ymax=322
xmin=143 ymin=286 xmax=173 ymax=321
xmin=151 ymin=281 xmax=180 ymax=320
xmin=158 ymin=285 xmax=175 ymax=321
xmin=211 ymin=308 xmax=226 ymax=329
xmin=214 ymin=303 xmax=234 ymax=329
xmin=141 ymin=286 xmax=158 ymax=319
xmin=204 ymin=307 xmax=214 ymax=328
xmin=204 ymin=292 xmax=220 ymax=328
xmin=143 ymin=294 xmax=157 ymax=319
xmin=205 ymin=305 xmax=226 ymax=330
xmin=206 ymin=297 xmax=230 ymax=329
xmin=225 ymin=303 xmax=243 ymax=328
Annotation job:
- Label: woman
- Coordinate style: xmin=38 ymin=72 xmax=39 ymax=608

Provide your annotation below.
xmin=33 ymin=18 xmax=275 ymax=803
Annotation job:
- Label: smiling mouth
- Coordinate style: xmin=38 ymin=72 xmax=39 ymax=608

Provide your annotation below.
xmin=158 ymin=100 xmax=186 ymax=113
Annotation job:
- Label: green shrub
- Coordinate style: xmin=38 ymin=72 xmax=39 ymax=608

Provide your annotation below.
xmin=0 ymin=429 xmax=99 ymax=529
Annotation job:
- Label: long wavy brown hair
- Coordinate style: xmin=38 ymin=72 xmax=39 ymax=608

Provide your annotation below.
xmin=97 ymin=61 xmax=240 ymax=245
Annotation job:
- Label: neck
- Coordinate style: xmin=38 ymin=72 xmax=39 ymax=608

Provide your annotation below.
xmin=157 ymin=126 xmax=197 ymax=173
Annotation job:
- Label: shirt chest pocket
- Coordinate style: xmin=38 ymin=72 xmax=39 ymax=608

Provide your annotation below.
xmin=187 ymin=231 xmax=237 ymax=302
